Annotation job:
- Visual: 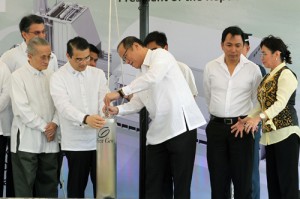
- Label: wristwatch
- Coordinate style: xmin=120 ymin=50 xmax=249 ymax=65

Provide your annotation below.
xmin=259 ymin=113 xmax=266 ymax=120
xmin=83 ymin=114 xmax=89 ymax=124
xmin=117 ymin=88 xmax=125 ymax=98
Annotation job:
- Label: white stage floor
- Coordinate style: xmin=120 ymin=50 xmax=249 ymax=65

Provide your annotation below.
xmin=58 ymin=126 xmax=270 ymax=198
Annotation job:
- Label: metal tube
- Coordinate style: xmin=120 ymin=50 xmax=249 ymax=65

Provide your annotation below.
xmin=96 ymin=117 xmax=117 ymax=199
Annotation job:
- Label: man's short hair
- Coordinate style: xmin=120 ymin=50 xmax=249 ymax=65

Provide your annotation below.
xmin=67 ymin=37 xmax=90 ymax=57
xmin=19 ymin=14 xmax=44 ymax=33
xmin=244 ymin=33 xmax=252 ymax=46
xmin=27 ymin=37 xmax=49 ymax=55
xmin=117 ymin=36 xmax=144 ymax=50
xmin=144 ymin=31 xmax=168 ymax=48
xmin=221 ymin=26 xmax=245 ymax=44
xmin=89 ymin=44 xmax=100 ymax=55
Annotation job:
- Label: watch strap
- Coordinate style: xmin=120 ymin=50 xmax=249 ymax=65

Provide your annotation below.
xmin=118 ymin=89 xmax=125 ymax=98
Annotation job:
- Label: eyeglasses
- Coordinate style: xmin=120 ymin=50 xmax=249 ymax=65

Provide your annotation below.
xmin=29 ymin=53 xmax=53 ymax=62
xmin=28 ymin=30 xmax=47 ymax=36
xmin=40 ymin=55 xmax=53 ymax=62
xmin=74 ymin=55 xmax=91 ymax=63
xmin=122 ymin=48 xmax=129 ymax=63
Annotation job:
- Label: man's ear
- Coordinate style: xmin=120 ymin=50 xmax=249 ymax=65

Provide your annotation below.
xmin=245 ymin=45 xmax=250 ymax=53
xmin=21 ymin=31 xmax=28 ymax=42
xmin=164 ymin=44 xmax=169 ymax=51
xmin=221 ymin=42 xmax=224 ymax=51
xmin=66 ymin=53 xmax=71 ymax=59
xmin=133 ymin=42 xmax=140 ymax=49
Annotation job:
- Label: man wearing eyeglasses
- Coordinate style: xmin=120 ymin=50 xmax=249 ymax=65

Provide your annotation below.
xmin=0 ymin=14 xmax=58 ymax=73
xmin=143 ymin=31 xmax=198 ymax=199
xmin=50 ymin=36 xmax=108 ymax=198
xmin=0 ymin=14 xmax=59 ymax=197
xmin=10 ymin=37 xmax=59 ymax=197
xmin=103 ymin=36 xmax=206 ymax=199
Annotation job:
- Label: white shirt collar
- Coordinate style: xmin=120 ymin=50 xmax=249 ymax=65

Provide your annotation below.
xmin=142 ymin=49 xmax=152 ymax=68
xmin=66 ymin=62 xmax=86 ymax=77
xmin=21 ymin=41 xmax=28 ymax=55
xmin=25 ymin=62 xmax=45 ymax=76
xmin=216 ymin=54 xmax=251 ymax=66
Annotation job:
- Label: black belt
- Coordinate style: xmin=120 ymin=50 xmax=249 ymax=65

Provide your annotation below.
xmin=210 ymin=115 xmax=246 ymax=125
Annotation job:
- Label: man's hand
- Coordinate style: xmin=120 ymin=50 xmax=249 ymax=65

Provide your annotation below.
xmin=102 ymin=105 xmax=119 ymax=116
xmin=104 ymin=91 xmax=121 ymax=106
xmin=231 ymin=117 xmax=252 ymax=138
xmin=85 ymin=114 xmax=106 ymax=129
xmin=44 ymin=122 xmax=57 ymax=142
xmin=243 ymin=116 xmax=260 ymax=135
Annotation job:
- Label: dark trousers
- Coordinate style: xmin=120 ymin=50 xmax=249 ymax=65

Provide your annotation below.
xmin=11 ymin=151 xmax=58 ymax=197
xmin=252 ymin=124 xmax=261 ymax=199
xmin=145 ymin=129 xmax=197 ymax=199
xmin=266 ymin=133 xmax=299 ymax=199
xmin=57 ymin=144 xmax=64 ymax=188
xmin=163 ymin=162 xmax=173 ymax=199
xmin=64 ymin=150 xmax=96 ymax=198
xmin=206 ymin=120 xmax=253 ymax=199
xmin=0 ymin=136 xmax=14 ymax=197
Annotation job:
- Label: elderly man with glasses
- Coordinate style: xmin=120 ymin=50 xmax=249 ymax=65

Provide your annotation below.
xmin=0 ymin=14 xmax=59 ymax=197
xmin=50 ymin=36 xmax=108 ymax=198
xmin=10 ymin=37 xmax=59 ymax=197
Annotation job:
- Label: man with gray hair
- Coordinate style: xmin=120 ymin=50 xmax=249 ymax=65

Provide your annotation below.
xmin=0 ymin=15 xmax=59 ymax=196
xmin=10 ymin=37 xmax=59 ymax=197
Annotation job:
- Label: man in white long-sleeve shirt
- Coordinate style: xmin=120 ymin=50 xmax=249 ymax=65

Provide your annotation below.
xmin=0 ymin=14 xmax=58 ymax=73
xmin=144 ymin=31 xmax=198 ymax=97
xmin=203 ymin=26 xmax=262 ymax=199
xmin=10 ymin=37 xmax=59 ymax=197
xmin=50 ymin=36 xmax=107 ymax=198
xmin=104 ymin=36 xmax=206 ymax=199
xmin=0 ymin=61 xmax=13 ymax=197
xmin=0 ymin=15 xmax=59 ymax=196
xmin=143 ymin=30 xmax=199 ymax=199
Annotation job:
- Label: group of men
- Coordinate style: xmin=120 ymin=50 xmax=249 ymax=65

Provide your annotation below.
xmin=0 ymin=14 xmax=105 ymax=198
xmin=0 ymin=14 xmax=265 ymax=199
